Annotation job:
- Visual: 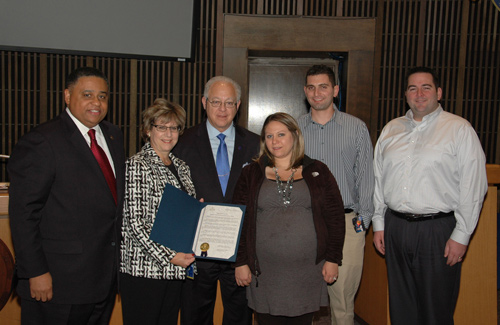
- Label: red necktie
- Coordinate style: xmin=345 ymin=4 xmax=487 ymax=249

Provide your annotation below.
xmin=88 ymin=129 xmax=117 ymax=204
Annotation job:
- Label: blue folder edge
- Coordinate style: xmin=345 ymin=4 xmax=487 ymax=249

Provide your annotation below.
xmin=149 ymin=183 xmax=246 ymax=262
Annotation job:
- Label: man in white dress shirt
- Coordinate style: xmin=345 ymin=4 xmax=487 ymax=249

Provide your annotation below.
xmin=372 ymin=66 xmax=487 ymax=325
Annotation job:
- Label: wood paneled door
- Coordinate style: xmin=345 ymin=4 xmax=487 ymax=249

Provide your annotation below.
xmin=221 ymin=14 xmax=376 ymax=142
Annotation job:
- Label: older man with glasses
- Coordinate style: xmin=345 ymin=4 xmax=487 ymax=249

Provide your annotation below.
xmin=174 ymin=76 xmax=260 ymax=325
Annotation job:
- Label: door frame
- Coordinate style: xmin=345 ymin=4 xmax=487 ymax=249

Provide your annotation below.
xmin=222 ymin=14 xmax=376 ymax=131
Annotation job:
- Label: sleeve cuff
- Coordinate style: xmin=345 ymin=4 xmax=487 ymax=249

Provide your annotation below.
xmin=450 ymin=229 xmax=470 ymax=246
xmin=372 ymin=218 xmax=385 ymax=232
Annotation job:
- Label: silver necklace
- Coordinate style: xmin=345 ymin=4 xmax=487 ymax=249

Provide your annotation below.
xmin=273 ymin=167 xmax=296 ymax=207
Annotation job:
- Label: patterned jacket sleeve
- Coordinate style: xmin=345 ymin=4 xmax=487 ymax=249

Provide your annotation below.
xmin=122 ymin=157 xmax=177 ymax=267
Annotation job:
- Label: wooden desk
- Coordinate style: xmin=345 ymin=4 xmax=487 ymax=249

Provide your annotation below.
xmin=355 ymin=165 xmax=499 ymax=324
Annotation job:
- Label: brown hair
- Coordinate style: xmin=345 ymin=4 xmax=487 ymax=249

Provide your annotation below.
xmin=141 ymin=98 xmax=186 ymax=142
xmin=305 ymin=64 xmax=337 ymax=86
xmin=258 ymin=112 xmax=304 ymax=169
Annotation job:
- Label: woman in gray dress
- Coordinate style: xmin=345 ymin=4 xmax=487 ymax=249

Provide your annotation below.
xmin=233 ymin=112 xmax=345 ymax=325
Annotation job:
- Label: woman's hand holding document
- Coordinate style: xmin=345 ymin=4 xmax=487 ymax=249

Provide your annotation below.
xmin=150 ymin=183 xmax=245 ymax=262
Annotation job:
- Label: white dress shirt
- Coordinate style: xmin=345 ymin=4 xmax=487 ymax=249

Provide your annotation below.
xmin=372 ymin=105 xmax=487 ymax=245
xmin=66 ymin=107 xmax=115 ymax=175
xmin=206 ymin=120 xmax=235 ymax=168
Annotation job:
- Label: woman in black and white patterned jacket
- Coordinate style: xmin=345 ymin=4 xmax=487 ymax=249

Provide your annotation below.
xmin=120 ymin=98 xmax=196 ymax=325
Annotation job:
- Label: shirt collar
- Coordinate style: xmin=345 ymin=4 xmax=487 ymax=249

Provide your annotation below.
xmin=66 ymin=107 xmax=103 ymax=136
xmin=206 ymin=120 xmax=235 ymax=140
xmin=306 ymin=104 xmax=342 ymax=127
xmin=405 ymin=104 xmax=443 ymax=126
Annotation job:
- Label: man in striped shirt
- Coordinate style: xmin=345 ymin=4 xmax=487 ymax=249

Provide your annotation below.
xmin=298 ymin=64 xmax=374 ymax=325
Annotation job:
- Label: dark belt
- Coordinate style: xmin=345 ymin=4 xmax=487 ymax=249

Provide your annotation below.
xmin=344 ymin=208 xmax=353 ymax=214
xmin=389 ymin=208 xmax=454 ymax=222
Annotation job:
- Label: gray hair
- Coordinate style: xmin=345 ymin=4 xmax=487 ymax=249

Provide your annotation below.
xmin=203 ymin=76 xmax=241 ymax=102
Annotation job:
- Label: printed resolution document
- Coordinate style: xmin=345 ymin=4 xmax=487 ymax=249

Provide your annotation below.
xmin=150 ymin=183 xmax=245 ymax=262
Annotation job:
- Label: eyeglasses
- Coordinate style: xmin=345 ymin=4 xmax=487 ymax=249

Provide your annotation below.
xmin=207 ymin=99 xmax=237 ymax=109
xmin=152 ymin=124 xmax=181 ymax=133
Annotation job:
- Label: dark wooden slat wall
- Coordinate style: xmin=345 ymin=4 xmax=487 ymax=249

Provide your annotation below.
xmin=463 ymin=1 xmax=499 ymax=164
xmin=1 ymin=0 xmax=499 ymax=181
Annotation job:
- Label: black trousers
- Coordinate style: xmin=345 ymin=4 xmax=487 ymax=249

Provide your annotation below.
xmin=21 ymin=289 xmax=116 ymax=325
xmin=385 ymin=209 xmax=461 ymax=325
xmin=181 ymin=260 xmax=252 ymax=325
xmin=119 ymin=272 xmax=183 ymax=325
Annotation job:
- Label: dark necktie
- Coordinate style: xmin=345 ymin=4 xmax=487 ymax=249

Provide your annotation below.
xmin=88 ymin=129 xmax=117 ymax=204
xmin=216 ymin=133 xmax=230 ymax=196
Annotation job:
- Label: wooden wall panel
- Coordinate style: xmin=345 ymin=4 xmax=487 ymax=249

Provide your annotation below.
xmin=0 ymin=1 xmax=499 ymax=324
xmin=303 ymin=0 xmax=338 ymax=16
xmin=1 ymin=0 xmax=499 ymax=180
xmin=462 ymin=1 xmax=500 ymax=163
xmin=343 ymin=0 xmax=377 ymax=17
xmin=0 ymin=0 xmax=218 ymax=180
xmin=376 ymin=0 xmax=499 ymax=164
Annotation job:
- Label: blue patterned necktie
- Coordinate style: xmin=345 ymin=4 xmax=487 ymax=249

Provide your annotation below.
xmin=216 ymin=133 xmax=230 ymax=196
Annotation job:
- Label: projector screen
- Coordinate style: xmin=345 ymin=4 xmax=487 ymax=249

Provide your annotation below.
xmin=0 ymin=0 xmax=199 ymax=61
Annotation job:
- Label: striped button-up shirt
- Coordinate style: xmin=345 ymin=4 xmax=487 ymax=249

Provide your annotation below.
xmin=298 ymin=106 xmax=375 ymax=228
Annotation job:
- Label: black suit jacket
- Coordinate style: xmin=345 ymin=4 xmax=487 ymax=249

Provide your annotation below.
xmin=8 ymin=110 xmax=125 ymax=304
xmin=174 ymin=122 xmax=259 ymax=205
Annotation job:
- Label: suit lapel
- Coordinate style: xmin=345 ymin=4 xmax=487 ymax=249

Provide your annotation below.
xmin=100 ymin=122 xmax=125 ymax=202
xmin=227 ymin=126 xmax=248 ymax=193
xmin=100 ymin=123 xmax=120 ymax=173
xmin=61 ymin=111 xmax=117 ymax=203
xmin=195 ymin=123 xmax=253 ymax=199
xmin=61 ymin=112 xmax=101 ymax=170
xmin=195 ymin=124 xmax=223 ymax=194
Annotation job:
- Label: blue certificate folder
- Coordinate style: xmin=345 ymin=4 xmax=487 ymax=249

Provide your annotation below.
xmin=149 ymin=183 xmax=246 ymax=262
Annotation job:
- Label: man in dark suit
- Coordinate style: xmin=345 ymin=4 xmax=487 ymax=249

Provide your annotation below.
xmin=175 ymin=76 xmax=259 ymax=325
xmin=8 ymin=67 xmax=125 ymax=325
